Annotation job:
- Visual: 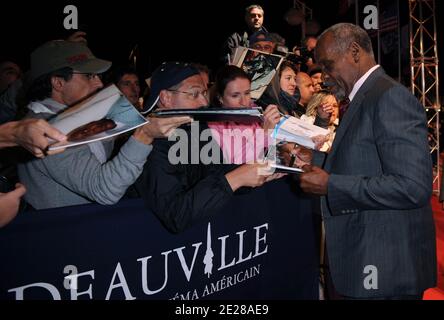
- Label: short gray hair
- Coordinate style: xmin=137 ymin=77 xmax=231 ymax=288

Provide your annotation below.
xmin=318 ymin=23 xmax=374 ymax=57
xmin=245 ymin=4 xmax=264 ymax=16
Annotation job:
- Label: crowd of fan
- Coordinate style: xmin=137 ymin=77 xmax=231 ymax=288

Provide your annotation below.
xmin=0 ymin=4 xmax=341 ymax=230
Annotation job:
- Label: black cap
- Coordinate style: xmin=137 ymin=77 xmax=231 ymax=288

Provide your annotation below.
xmin=142 ymin=62 xmax=199 ymax=114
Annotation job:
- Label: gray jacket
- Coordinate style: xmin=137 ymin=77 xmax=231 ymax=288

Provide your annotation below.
xmin=18 ymin=99 xmax=152 ymax=209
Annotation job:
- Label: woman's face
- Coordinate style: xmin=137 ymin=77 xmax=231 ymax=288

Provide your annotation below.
xmin=279 ymin=67 xmax=297 ymax=96
xmin=221 ymin=77 xmax=251 ymax=108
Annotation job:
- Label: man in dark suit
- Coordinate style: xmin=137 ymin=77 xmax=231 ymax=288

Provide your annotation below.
xmin=299 ymin=23 xmax=436 ymax=299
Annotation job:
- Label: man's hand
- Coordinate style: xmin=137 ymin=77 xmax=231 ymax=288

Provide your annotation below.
xmin=263 ymin=105 xmax=281 ymax=131
xmin=133 ymin=116 xmax=192 ymax=145
xmin=312 ymin=135 xmax=329 ymax=151
xmin=278 ymin=143 xmax=313 ymax=168
xmin=0 ymin=183 xmax=26 ymax=228
xmin=10 ymin=119 xmax=67 ymax=158
xmin=299 ymin=165 xmax=329 ymax=195
xmin=225 ymin=163 xmax=285 ymax=192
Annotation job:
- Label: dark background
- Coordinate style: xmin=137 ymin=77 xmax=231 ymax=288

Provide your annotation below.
xmin=0 ymin=0 xmax=442 ymax=96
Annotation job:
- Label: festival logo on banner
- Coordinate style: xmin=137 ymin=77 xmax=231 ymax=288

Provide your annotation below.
xmin=7 ymin=223 xmax=269 ymax=300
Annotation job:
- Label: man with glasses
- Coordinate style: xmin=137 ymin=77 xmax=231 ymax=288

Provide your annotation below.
xmin=137 ymin=62 xmax=280 ymax=233
xmin=18 ymin=41 xmax=190 ymax=210
xmin=142 ymin=61 xmax=208 ymax=113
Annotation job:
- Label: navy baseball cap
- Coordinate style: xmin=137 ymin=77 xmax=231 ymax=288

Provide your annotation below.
xmin=142 ymin=62 xmax=199 ymax=114
xmin=249 ymin=31 xmax=274 ymax=46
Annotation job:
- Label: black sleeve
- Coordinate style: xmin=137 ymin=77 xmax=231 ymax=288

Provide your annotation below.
xmin=136 ymin=144 xmax=234 ymax=234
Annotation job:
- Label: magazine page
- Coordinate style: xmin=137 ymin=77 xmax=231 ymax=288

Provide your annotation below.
xmin=232 ymin=46 xmax=249 ymax=66
xmin=48 ymin=85 xmax=147 ymax=151
xmin=151 ymin=107 xmax=264 ymax=123
xmin=271 ymin=116 xmax=330 ymax=149
xmin=235 ymin=46 xmax=284 ymax=100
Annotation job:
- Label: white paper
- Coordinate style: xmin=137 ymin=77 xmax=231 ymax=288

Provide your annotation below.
xmin=271 ymin=116 xmax=330 ymax=149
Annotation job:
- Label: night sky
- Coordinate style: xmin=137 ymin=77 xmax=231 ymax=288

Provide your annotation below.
xmin=1 ymin=0 xmax=443 ymax=96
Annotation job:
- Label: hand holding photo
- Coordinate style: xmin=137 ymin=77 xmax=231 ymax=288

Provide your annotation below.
xmin=48 ymin=85 xmax=147 ymax=150
xmin=271 ymin=116 xmax=330 ymax=150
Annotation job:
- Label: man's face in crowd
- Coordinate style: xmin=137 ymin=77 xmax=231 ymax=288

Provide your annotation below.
xmin=245 ymin=8 xmax=264 ymax=31
xmin=199 ymin=72 xmax=209 ymax=90
xmin=315 ymin=32 xmax=357 ymax=97
xmin=306 ymin=37 xmax=317 ymax=51
xmin=297 ymin=72 xmax=315 ymax=106
xmin=162 ymin=74 xmax=208 ymax=109
xmin=251 ymin=40 xmax=274 ymax=54
xmin=59 ymin=72 xmax=104 ymax=106
xmin=118 ymin=73 xmax=140 ymax=105
xmin=0 ymin=61 xmax=21 ymax=91
xmin=311 ymin=72 xmax=323 ymax=93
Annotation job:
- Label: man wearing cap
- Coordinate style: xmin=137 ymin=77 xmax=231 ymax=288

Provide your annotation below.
xmin=249 ymin=31 xmax=275 ymax=54
xmin=18 ymin=41 xmax=190 ymax=210
xmin=136 ymin=62 xmax=281 ymax=233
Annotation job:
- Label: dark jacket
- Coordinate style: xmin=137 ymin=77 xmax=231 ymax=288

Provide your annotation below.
xmin=136 ymin=123 xmax=237 ymax=233
xmin=222 ymin=26 xmax=268 ymax=63
xmin=317 ymin=67 xmax=436 ymax=298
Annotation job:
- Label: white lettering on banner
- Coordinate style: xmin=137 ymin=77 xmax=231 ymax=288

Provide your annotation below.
xmin=65 ymin=270 xmax=94 ymax=300
xmin=200 ymin=265 xmax=261 ymax=299
xmin=7 ymin=223 xmax=268 ymax=300
xmin=138 ymin=251 xmax=171 ymax=295
xmin=8 ymin=283 xmax=61 ymax=300
xmin=253 ymin=224 xmax=268 ymax=257
xmin=203 ymin=223 xmax=214 ymax=278
xmin=236 ymin=230 xmax=252 ymax=264
xmin=105 ymin=263 xmax=136 ymax=300
xmin=63 ymin=5 xmax=78 ymax=30
xmin=218 ymin=235 xmax=237 ymax=271
xmin=174 ymin=243 xmax=203 ymax=282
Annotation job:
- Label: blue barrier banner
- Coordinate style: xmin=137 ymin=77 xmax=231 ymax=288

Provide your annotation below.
xmin=0 ymin=179 xmax=319 ymax=300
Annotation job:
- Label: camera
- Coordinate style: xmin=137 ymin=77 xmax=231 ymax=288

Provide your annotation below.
xmin=280 ymin=46 xmax=314 ymax=65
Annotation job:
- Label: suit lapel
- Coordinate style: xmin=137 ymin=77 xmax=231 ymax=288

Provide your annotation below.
xmin=326 ymin=67 xmax=385 ymax=168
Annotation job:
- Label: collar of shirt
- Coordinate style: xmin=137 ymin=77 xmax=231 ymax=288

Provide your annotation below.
xmin=28 ymin=98 xmax=67 ymax=115
xmin=348 ymin=65 xmax=380 ymax=102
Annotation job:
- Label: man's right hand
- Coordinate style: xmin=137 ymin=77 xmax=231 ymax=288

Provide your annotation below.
xmin=0 ymin=183 xmax=26 ymax=228
xmin=10 ymin=119 xmax=67 ymax=158
xmin=225 ymin=163 xmax=285 ymax=192
xmin=278 ymin=143 xmax=313 ymax=168
xmin=133 ymin=116 xmax=192 ymax=145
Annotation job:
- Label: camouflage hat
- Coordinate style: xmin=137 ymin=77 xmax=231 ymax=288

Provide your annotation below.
xmin=30 ymin=40 xmax=111 ymax=81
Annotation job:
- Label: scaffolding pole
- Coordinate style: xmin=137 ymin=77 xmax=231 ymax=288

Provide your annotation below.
xmin=409 ymin=0 xmax=441 ymax=195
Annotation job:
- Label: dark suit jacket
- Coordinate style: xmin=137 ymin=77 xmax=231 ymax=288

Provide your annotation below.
xmin=319 ymin=67 xmax=437 ymax=298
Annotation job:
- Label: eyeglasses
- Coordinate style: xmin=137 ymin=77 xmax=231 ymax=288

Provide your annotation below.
xmin=252 ymin=44 xmax=273 ymax=52
xmin=73 ymin=72 xmax=102 ymax=80
xmin=167 ymin=89 xmax=208 ymax=100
